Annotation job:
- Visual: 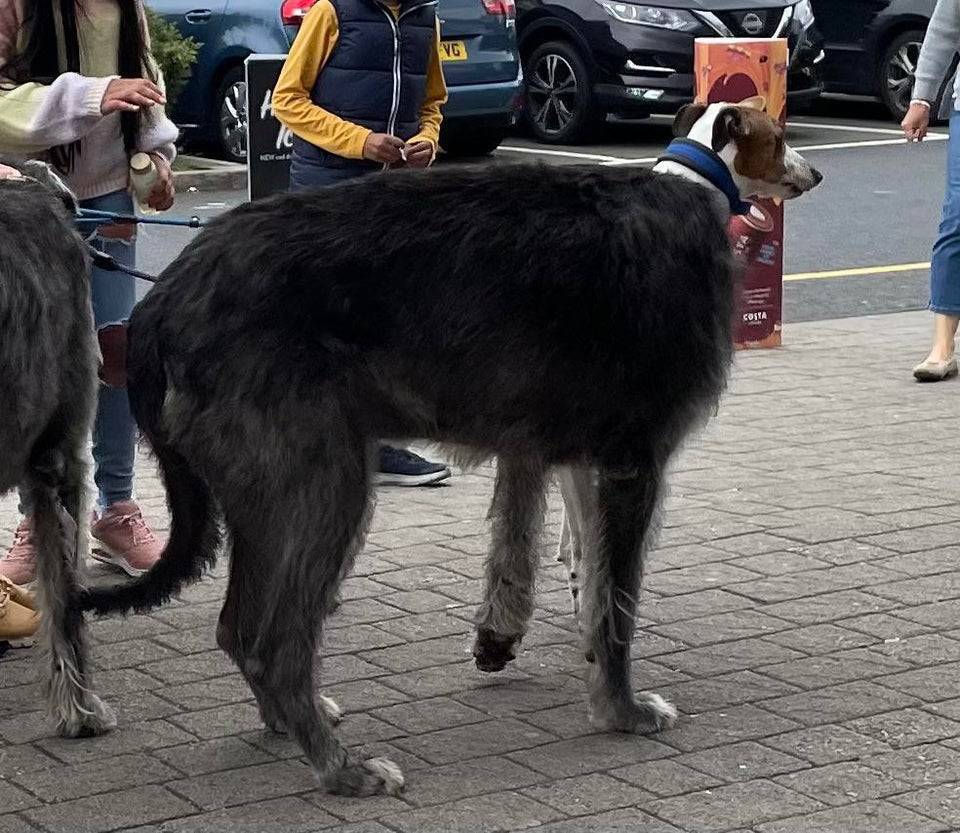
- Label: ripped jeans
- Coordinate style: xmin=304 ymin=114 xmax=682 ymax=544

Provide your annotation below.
xmin=20 ymin=189 xmax=138 ymax=514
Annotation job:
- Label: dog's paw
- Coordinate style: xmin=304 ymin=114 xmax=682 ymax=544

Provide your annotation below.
xmin=319 ymin=695 xmax=343 ymax=725
xmin=324 ymin=756 xmax=405 ymax=797
xmin=55 ymin=692 xmax=117 ymax=738
xmin=473 ymin=628 xmax=521 ymax=673
xmin=590 ymin=692 xmax=678 ymax=734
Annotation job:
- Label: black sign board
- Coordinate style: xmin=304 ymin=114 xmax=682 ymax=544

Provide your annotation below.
xmin=245 ymin=55 xmax=294 ymax=201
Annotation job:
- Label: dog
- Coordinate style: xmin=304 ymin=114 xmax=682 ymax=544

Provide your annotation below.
xmin=78 ymin=101 xmax=821 ymax=797
xmin=0 ymin=159 xmax=116 ymax=737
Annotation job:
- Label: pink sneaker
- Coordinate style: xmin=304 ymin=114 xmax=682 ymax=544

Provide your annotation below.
xmin=90 ymin=501 xmax=163 ymax=577
xmin=0 ymin=519 xmax=36 ymax=585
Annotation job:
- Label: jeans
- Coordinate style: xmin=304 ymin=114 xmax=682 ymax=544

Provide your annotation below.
xmin=20 ymin=190 xmax=138 ymax=514
xmin=931 ymin=111 xmax=960 ymax=314
xmin=288 ymin=153 xmax=373 ymax=192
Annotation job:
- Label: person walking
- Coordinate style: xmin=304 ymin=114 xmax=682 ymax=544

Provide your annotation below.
xmin=904 ymin=0 xmax=960 ymax=381
xmin=0 ymin=0 xmax=178 ymax=581
xmin=272 ymin=0 xmax=452 ymax=485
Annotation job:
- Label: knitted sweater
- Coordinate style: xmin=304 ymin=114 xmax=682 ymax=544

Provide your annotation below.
xmin=0 ymin=0 xmax=179 ymax=200
xmin=914 ymin=0 xmax=960 ymax=119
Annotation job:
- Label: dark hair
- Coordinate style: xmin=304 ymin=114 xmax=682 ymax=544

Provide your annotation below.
xmin=0 ymin=0 xmax=153 ymax=172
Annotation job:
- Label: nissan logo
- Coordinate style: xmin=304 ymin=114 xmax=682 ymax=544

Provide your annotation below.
xmin=741 ymin=12 xmax=763 ymax=34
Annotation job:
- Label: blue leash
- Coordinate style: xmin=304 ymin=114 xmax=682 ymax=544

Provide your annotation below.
xmin=76 ymin=208 xmax=207 ymax=282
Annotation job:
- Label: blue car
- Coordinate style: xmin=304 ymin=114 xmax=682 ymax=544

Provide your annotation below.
xmin=150 ymin=0 xmax=522 ymax=162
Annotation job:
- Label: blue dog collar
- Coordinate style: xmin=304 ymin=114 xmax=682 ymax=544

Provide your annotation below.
xmin=657 ymin=138 xmax=751 ymax=215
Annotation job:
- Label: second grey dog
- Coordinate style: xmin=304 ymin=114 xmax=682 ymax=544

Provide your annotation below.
xmin=81 ymin=103 xmax=820 ymax=797
xmin=0 ymin=159 xmax=116 ymax=738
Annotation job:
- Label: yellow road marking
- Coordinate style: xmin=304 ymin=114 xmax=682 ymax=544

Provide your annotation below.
xmin=784 ymin=262 xmax=930 ymax=282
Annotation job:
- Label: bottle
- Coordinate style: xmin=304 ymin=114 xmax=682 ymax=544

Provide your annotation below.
xmin=129 ymin=152 xmax=158 ymax=214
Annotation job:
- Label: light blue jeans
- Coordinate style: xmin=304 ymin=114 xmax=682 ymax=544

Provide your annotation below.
xmin=20 ymin=189 xmax=138 ymax=513
xmin=931 ymin=111 xmax=960 ymax=314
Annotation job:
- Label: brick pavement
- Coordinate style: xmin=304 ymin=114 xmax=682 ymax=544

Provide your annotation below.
xmin=4 ymin=309 xmax=960 ymax=832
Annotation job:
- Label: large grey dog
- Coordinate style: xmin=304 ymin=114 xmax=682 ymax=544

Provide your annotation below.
xmin=0 ymin=159 xmax=116 ymax=737
xmin=80 ymin=103 xmax=821 ymax=797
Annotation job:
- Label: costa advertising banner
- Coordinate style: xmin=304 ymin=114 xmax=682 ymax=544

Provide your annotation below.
xmin=694 ymin=38 xmax=788 ymax=349
xmin=246 ymin=55 xmax=293 ymax=201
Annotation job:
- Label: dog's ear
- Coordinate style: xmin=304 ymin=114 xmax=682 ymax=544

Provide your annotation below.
xmin=672 ymin=103 xmax=708 ymax=137
xmin=711 ymin=106 xmax=747 ymax=152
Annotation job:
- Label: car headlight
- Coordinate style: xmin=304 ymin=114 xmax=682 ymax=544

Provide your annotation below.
xmin=595 ymin=1 xmax=698 ymax=30
xmin=793 ymin=0 xmax=814 ymax=29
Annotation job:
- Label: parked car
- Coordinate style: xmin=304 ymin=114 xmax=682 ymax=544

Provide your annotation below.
xmin=515 ymin=0 xmax=825 ymax=144
xmin=149 ymin=0 xmax=522 ymax=162
xmin=811 ymin=0 xmax=939 ymax=122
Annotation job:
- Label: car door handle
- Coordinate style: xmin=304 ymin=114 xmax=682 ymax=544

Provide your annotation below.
xmin=184 ymin=9 xmax=211 ymax=23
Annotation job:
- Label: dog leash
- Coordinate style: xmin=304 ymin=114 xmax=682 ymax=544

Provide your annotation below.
xmin=76 ymin=208 xmax=207 ymax=283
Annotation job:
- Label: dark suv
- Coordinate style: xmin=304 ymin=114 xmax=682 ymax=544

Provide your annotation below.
xmin=515 ymin=0 xmax=825 ymax=143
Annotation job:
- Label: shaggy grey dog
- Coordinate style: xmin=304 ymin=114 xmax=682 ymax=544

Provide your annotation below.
xmin=0 ymin=159 xmax=115 ymax=737
xmin=80 ymin=104 xmax=821 ymax=797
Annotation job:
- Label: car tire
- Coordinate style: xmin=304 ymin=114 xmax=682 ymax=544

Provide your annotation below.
xmin=878 ymin=30 xmax=927 ymax=123
xmin=441 ymin=128 xmax=507 ymax=157
xmin=215 ymin=66 xmax=248 ymax=163
xmin=522 ymin=40 xmax=603 ymax=144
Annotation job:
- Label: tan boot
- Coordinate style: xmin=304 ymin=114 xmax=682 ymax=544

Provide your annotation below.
xmin=0 ymin=579 xmax=40 ymax=642
xmin=0 ymin=574 xmax=36 ymax=611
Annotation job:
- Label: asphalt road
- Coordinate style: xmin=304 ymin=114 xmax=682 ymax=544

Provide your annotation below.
xmin=138 ymin=97 xmax=948 ymax=323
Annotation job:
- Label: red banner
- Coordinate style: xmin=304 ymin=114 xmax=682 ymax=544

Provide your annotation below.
xmin=694 ymin=38 xmax=789 ymax=349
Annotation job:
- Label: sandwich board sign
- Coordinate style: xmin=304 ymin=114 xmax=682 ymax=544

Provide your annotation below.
xmin=245 ymin=54 xmax=294 ymax=201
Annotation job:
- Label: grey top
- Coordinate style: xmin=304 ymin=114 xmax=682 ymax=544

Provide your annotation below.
xmin=915 ymin=0 xmax=960 ymax=118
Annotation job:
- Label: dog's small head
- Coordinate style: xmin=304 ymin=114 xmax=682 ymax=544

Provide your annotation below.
xmin=673 ymin=100 xmax=822 ymax=201
xmin=0 ymin=158 xmax=78 ymax=215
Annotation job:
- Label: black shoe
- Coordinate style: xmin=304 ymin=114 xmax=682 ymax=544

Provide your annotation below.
xmin=376 ymin=446 xmax=451 ymax=487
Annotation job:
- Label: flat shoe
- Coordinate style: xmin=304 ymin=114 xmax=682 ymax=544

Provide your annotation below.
xmin=913 ymin=357 xmax=958 ymax=382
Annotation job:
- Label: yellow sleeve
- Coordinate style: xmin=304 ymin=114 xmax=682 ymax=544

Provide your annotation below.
xmin=407 ymin=20 xmax=448 ymax=159
xmin=271 ymin=0 xmax=372 ymax=160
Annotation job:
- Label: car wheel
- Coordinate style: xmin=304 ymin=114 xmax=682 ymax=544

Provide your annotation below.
xmin=523 ymin=41 xmax=603 ymax=144
xmin=216 ymin=67 xmax=248 ymax=163
xmin=879 ymin=30 xmax=925 ymax=122
xmin=441 ymin=128 xmax=507 ymax=157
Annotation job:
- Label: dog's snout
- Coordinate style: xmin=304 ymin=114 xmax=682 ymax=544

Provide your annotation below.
xmin=811 ymin=167 xmax=823 ymax=187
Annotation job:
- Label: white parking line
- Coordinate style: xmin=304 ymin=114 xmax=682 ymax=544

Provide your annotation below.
xmin=496 ymin=145 xmax=622 ymax=162
xmin=793 ymin=135 xmax=949 ymax=151
xmin=790 ymin=120 xmax=932 ymax=137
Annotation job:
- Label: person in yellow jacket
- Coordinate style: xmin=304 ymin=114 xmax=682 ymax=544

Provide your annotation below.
xmin=273 ymin=0 xmax=453 ymax=485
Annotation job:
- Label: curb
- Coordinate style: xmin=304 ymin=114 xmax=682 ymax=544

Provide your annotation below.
xmin=173 ymin=158 xmax=247 ymax=192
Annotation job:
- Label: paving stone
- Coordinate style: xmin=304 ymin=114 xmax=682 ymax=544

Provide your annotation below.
xmin=762 ymin=724 xmax=894 ymax=765
xmin=610 ymin=758 xmax=721 ymax=797
xmin=677 ymin=741 xmax=808 ymax=783
xmin=846 ymin=708 xmax=960 ymax=749
xmin=339 ymin=714 xmax=404 ymax=747
xmin=508 ymin=733 xmax=675 ymax=777
xmin=88 ymin=615 xmax=174 ymax=645
xmin=755 ymin=799 xmax=948 ymax=833
xmin=374 ymin=611 xmax=472 ymax=643
xmin=393 ymin=718 xmax=556 ymax=765
xmin=764 ymin=590 xmax=897 ymax=626
xmin=838 ymin=613 xmax=932 ymax=640
xmin=656 ymin=705 xmax=800 ymax=752
xmin=773 ymin=760 xmax=910 ymax=806
xmin=156 ymin=796 xmax=339 ymax=831
xmin=372 ymin=697 xmax=487 ymax=734
xmin=0 ymin=783 xmax=37 ymax=813
xmin=140 ymin=651 xmax=238 ymax=686
xmin=24 ymin=785 xmax=195 ymax=833
xmin=453 ymin=674 xmax=587 ymax=716
xmin=651 ymin=610 xmax=793 ymax=647
xmin=530 ymin=808 xmax=684 ymax=833
xmin=764 ymin=623 xmax=877 ymax=654
xmin=38 ymin=720 xmax=196 ymax=764
xmin=377 ymin=590 xmax=466 ymax=614
xmin=382 ymin=661 xmax=528 ymax=699
xmin=388 ymin=791 xmax=560 ymax=833
xmin=10 ymin=752 xmax=179 ymax=803
xmin=359 ymin=636 xmax=474 ymax=673
xmin=0 ymin=744 xmax=60 ymax=776
xmin=320 ymin=654 xmax=390 ymax=685
xmin=730 ymin=564 xmax=902 ymax=604
xmin=168 ymin=703 xmax=263 ymax=740
xmin=727 ymin=550 xmax=830 ymax=575
xmin=644 ymin=563 xmax=762 ymax=596
xmin=323 ymin=625 xmax=403 ymax=655
xmin=662 ymin=671 xmax=800 ymax=713
xmin=156 ymin=675 xmax=254 ymax=711
xmin=641 ymin=590 xmax=751 ymax=624
xmin=90 ymin=639 xmax=180 ymax=671
xmin=761 ymin=681 xmax=917 ymax=727
xmin=520 ymin=703 xmax=596 ymax=739
xmin=152 ymin=737 xmax=276 ymax=776
xmin=862 ymin=742 xmax=960 ymax=788
xmin=656 ymin=639 xmax=804 ymax=678
xmin=889 ymin=782 xmax=960 ymax=829
xmin=645 ymin=780 xmax=825 ymax=832
xmin=0 ymin=814 xmax=37 ymax=833
xmin=759 ymin=648 xmax=911 ymax=689
xmin=521 ymin=773 xmax=651 ymax=816
xmin=871 ymin=633 xmax=960 ymax=667
xmin=168 ymin=760 xmax=318 ymax=810
xmin=398 ymin=756 xmax=544 ymax=807
xmin=862 ymin=523 xmax=960 ymax=554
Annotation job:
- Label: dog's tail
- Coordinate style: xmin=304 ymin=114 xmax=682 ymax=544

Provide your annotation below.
xmin=80 ymin=317 xmax=220 ymax=616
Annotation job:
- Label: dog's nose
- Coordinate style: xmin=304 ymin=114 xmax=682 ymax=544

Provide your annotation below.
xmin=811 ymin=167 xmax=823 ymax=186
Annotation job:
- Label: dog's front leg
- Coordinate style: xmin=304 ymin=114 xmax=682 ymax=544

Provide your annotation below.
xmin=556 ymin=466 xmax=596 ymax=625
xmin=473 ymin=456 xmax=546 ymax=672
xmin=582 ymin=466 xmax=677 ymax=734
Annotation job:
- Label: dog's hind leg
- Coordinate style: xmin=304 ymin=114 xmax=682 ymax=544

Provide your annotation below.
xmin=30 ymin=439 xmax=115 ymax=738
xmin=473 ymin=456 xmax=547 ymax=672
xmin=582 ymin=462 xmax=677 ymax=734
xmin=222 ymin=417 xmax=396 ymax=797
xmin=556 ymin=466 xmax=596 ymax=623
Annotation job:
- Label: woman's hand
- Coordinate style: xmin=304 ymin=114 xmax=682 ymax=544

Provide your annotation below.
xmin=902 ymin=102 xmax=931 ymax=142
xmin=404 ymin=141 xmax=434 ymax=169
xmin=146 ymin=153 xmax=175 ymax=211
xmin=101 ymin=78 xmax=166 ymax=114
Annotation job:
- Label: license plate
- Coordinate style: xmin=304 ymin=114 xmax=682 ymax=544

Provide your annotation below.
xmin=440 ymin=40 xmax=468 ymax=61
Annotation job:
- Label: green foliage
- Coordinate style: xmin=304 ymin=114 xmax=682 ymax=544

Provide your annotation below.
xmin=145 ymin=6 xmax=201 ymax=108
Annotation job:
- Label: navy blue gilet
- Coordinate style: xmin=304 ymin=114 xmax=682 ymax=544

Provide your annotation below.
xmin=290 ymin=0 xmax=437 ymax=176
